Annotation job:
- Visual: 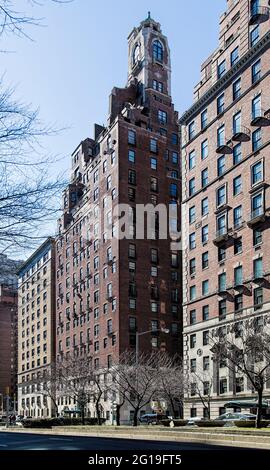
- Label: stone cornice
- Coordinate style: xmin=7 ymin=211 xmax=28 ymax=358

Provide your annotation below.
xmin=179 ymin=31 xmax=270 ymax=125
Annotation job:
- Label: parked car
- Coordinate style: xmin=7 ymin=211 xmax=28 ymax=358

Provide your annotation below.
xmin=215 ymin=412 xmax=256 ymax=424
xmin=139 ymin=413 xmax=168 ymax=425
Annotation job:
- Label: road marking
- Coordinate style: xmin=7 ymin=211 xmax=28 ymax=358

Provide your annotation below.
xmin=0 ymin=444 xmax=7 ymax=447
xmin=49 ymin=438 xmax=73 ymax=441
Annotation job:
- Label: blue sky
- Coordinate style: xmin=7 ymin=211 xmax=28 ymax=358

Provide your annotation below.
xmin=1 ymin=0 xmax=226 ymax=178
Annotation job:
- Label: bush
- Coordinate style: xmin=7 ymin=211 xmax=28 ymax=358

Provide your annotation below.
xmin=160 ymin=419 xmax=171 ymax=427
xmin=196 ymin=420 xmax=225 ymax=428
xmin=173 ymin=419 xmax=189 ymax=427
xmin=235 ymin=420 xmax=270 ymax=428
xmin=22 ymin=417 xmax=106 ymax=428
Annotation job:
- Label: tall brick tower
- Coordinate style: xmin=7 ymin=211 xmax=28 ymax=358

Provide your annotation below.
xmin=55 ymin=15 xmax=182 ymax=423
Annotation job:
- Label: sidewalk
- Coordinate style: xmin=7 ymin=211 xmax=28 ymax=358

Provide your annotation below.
xmin=1 ymin=426 xmax=270 ymax=450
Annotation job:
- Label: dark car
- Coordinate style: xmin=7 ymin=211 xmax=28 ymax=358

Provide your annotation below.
xmin=139 ymin=413 xmax=168 ymax=425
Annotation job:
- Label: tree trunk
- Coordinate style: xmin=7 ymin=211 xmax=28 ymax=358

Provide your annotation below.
xmin=256 ymin=388 xmax=263 ymax=429
xmin=81 ymin=405 xmax=85 ymax=426
xmin=169 ymin=397 xmax=177 ymax=419
xmin=133 ymin=408 xmax=139 ymax=427
xmin=96 ymin=398 xmax=102 ymax=425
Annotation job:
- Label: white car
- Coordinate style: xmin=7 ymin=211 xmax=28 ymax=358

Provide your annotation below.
xmin=215 ymin=412 xmax=256 ymax=424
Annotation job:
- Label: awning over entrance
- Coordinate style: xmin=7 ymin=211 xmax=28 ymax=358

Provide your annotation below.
xmin=224 ymin=400 xmax=269 ymax=409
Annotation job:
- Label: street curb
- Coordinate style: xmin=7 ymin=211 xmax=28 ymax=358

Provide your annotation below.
xmin=1 ymin=428 xmax=270 ymax=450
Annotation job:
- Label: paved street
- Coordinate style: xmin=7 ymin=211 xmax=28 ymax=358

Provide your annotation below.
xmin=0 ymin=431 xmax=246 ymax=450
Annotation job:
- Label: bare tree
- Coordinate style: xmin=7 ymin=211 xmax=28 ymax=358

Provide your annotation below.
xmin=210 ymin=315 xmax=270 ymax=428
xmin=57 ymin=354 xmax=93 ymax=425
xmin=35 ymin=363 xmax=59 ymax=417
xmin=0 ymin=0 xmax=72 ymax=41
xmin=188 ymin=368 xmax=214 ymax=419
xmin=0 ymin=1 xmax=73 ymax=254
xmin=155 ymin=353 xmax=184 ymax=419
xmin=111 ymin=351 xmax=159 ymax=427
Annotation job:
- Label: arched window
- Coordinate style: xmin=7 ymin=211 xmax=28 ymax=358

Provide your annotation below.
xmin=133 ymin=44 xmax=140 ymax=64
xmin=153 ymin=40 xmax=163 ymax=62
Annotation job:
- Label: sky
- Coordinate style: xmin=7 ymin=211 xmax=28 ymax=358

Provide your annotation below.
xmin=1 ymin=0 xmax=226 ymax=257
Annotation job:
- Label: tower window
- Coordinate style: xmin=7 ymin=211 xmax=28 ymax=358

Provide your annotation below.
xmin=153 ymin=80 xmax=164 ymax=93
xmin=153 ymin=40 xmax=163 ymax=62
xmin=133 ymin=44 xmax=140 ymax=64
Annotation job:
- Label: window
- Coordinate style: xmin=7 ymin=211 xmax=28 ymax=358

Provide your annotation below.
xmin=233 ymin=78 xmax=241 ymax=101
xmin=201 ymin=140 xmax=208 ymax=160
xmin=189 ymin=150 xmax=196 ymax=170
xmin=202 ymin=280 xmax=209 ymax=296
xmin=128 ymin=243 xmax=136 ymax=259
xmin=203 ymin=305 xmax=209 ymax=321
xmin=235 ymin=294 xmax=243 ymax=313
xmin=233 ymin=175 xmax=242 ymax=196
xmin=158 ymin=110 xmax=167 ymax=124
xmin=233 ymin=143 xmax=242 ymax=165
xmin=128 ymin=187 xmax=135 ymax=201
xmin=252 ymin=95 xmax=261 ymax=121
xmin=190 ymin=334 xmax=196 ymax=349
xmin=254 ymin=287 xmax=263 ymax=309
xmin=252 ymin=59 xmax=261 ymax=84
xmin=251 ymin=192 xmax=263 ymax=217
xmin=220 ymin=378 xmax=228 ymax=394
xmin=217 ymin=125 xmax=225 ymax=147
xmin=202 ymin=225 xmax=209 ymax=244
xmin=203 ymin=356 xmax=210 ymax=372
xmin=188 ymin=121 xmax=195 ymax=141
xmin=233 ymin=112 xmax=241 ymax=135
xmin=189 ymin=206 xmax=196 ymax=224
xmin=172 ymin=133 xmax=178 ymax=145
xmin=172 ymin=151 xmax=178 ymax=164
xmin=202 ymin=251 xmax=209 ymax=269
xmin=150 ymin=138 xmax=158 ymax=153
xmin=128 ymin=129 xmax=136 ymax=145
xmin=218 ymin=273 xmax=226 ymax=292
xmin=217 ymin=155 xmax=225 ymax=177
xmin=189 ymin=232 xmax=196 ymax=250
xmin=128 ymin=149 xmax=135 ymax=163
xmin=128 ymin=170 xmax=136 ymax=185
xmin=234 ymin=237 xmax=242 ymax=255
xmin=153 ymin=40 xmax=163 ymax=62
xmin=236 ymin=377 xmax=244 ymax=393
xmin=201 ymin=168 xmax=208 ymax=188
xmin=190 ymin=358 xmax=196 ymax=372
xmin=217 ymin=185 xmax=226 ymax=207
xmin=217 ymin=60 xmax=226 ymax=79
xmin=190 ymin=408 xmax=197 ymax=418
xmin=189 ymin=177 xmax=195 ymax=196
xmin=254 ymin=257 xmax=263 ymax=279
xmin=217 ymin=93 xmax=225 ymax=115
xmin=203 ymin=330 xmax=209 ymax=346
xmin=230 ymin=47 xmax=239 ymax=67
xmin=219 ymin=299 xmax=226 ymax=320
xmin=201 ymin=197 xmax=209 ymax=216
xmin=250 ymin=25 xmax=259 ymax=47
xmin=234 ymin=205 xmax=242 ymax=228
xmin=190 ymin=258 xmax=196 ymax=275
xmin=150 ymin=157 xmax=157 ymax=170
xmin=190 ymin=310 xmax=196 ymax=325
xmin=201 ymin=109 xmax=208 ymax=130
xmin=151 ymin=248 xmax=158 ymax=264
xmin=150 ymin=177 xmax=158 ymax=192
xmin=153 ymin=79 xmax=163 ymax=93
xmin=170 ymin=183 xmax=177 ymax=198
xmin=251 ymin=160 xmax=263 ymax=185
xmin=190 ymin=285 xmax=196 ymax=301
xmin=234 ymin=266 xmax=243 ymax=287
xmin=217 ymin=214 xmax=227 ymax=235
xmin=253 ymin=228 xmax=262 ymax=246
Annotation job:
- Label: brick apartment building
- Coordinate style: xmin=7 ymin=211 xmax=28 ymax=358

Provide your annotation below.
xmin=17 ymin=238 xmax=56 ymax=418
xmin=0 ymin=285 xmax=17 ymax=414
xmin=55 ymin=14 xmax=182 ymax=423
xmin=180 ymin=0 xmax=270 ymax=419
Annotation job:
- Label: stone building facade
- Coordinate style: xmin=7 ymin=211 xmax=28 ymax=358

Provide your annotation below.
xmin=180 ymin=0 xmax=270 ymax=419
